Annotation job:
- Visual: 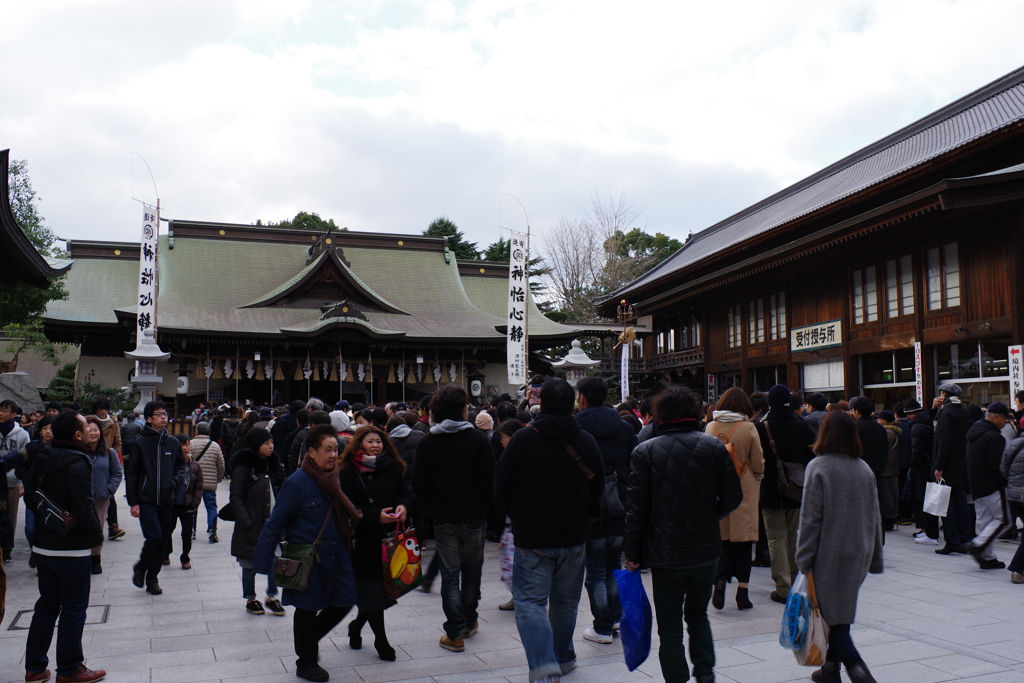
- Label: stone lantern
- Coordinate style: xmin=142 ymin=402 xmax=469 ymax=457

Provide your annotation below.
xmin=552 ymin=339 xmax=600 ymax=387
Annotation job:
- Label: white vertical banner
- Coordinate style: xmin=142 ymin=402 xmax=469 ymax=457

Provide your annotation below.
xmin=507 ymin=231 xmax=529 ymax=385
xmin=914 ymin=342 xmax=924 ymax=405
xmin=1010 ymin=345 xmax=1023 ymax=401
xmin=620 ymin=342 xmax=630 ymax=403
xmin=136 ymin=204 xmax=159 ymax=336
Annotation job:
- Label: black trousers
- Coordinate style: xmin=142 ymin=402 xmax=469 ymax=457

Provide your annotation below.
xmin=106 ymin=495 xmax=118 ymax=529
xmin=164 ymin=507 xmax=195 ymax=564
xmin=716 ymin=540 xmax=753 ymax=584
xmin=825 ymin=623 xmax=862 ymax=667
xmin=293 ymin=605 xmax=352 ymax=668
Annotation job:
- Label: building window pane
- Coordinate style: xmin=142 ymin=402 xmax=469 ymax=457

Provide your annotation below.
xmin=865 ymin=265 xmax=877 ymax=322
xmin=748 ymin=301 xmax=756 ymax=344
xmin=900 ymin=255 xmax=914 ymax=315
xmin=981 ymin=343 xmax=1009 ymax=378
xmin=756 ymin=298 xmax=765 ymax=342
xmin=927 ymin=247 xmax=941 ymax=310
xmin=853 ymin=269 xmax=864 ymax=324
xmin=895 ymin=347 xmax=915 ymax=383
xmin=885 ymin=260 xmax=898 ymax=319
xmin=668 ymin=329 xmax=676 ymax=352
xmin=944 ymin=243 xmax=960 ymax=308
xmin=778 ymin=292 xmax=786 ymax=337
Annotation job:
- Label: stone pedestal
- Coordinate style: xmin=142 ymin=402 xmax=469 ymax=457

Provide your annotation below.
xmin=126 ymin=329 xmax=171 ymax=414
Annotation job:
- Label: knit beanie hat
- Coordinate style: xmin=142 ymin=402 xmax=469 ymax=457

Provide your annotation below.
xmin=330 ymin=410 xmax=351 ymax=433
xmin=767 ymin=384 xmax=792 ymax=409
xmin=475 ymin=412 xmax=494 ymax=430
xmin=246 ymin=427 xmax=273 ymax=453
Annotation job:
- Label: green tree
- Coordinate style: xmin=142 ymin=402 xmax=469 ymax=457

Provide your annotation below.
xmin=257 ymin=212 xmax=347 ymax=231
xmin=42 ymin=362 xmax=135 ymax=415
xmin=1 ymin=159 xmax=68 ymax=363
xmin=424 ymin=216 xmax=479 ymax=259
xmin=2 ymin=320 xmax=68 ymax=373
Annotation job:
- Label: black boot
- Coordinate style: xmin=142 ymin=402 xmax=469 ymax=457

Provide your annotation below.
xmin=91 ymin=555 xmax=102 ymax=575
xmin=845 ymin=661 xmax=877 ymax=683
xmin=711 ymin=579 xmax=726 ymax=610
xmin=736 ymin=586 xmax=752 ymax=610
xmin=810 ymin=660 xmax=841 ymax=683
xmin=348 ymin=619 xmax=363 ymax=649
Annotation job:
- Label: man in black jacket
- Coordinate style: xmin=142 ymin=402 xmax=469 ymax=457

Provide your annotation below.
xmin=905 ymin=400 xmax=939 ymax=544
xmin=575 ymin=376 xmax=637 ymax=644
xmin=23 ymin=411 xmax=106 ymax=683
xmin=271 ymin=400 xmax=304 ymax=461
xmin=931 ymin=383 xmax=972 ymax=555
xmin=964 ymin=402 xmax=1013 ymax=568
xmin=624 ymin=385 xmax=741 ymax=683
xmin=125 ymin=401 xmax=186 ymax=595
xmin=495 ymin=378 xmax=603 ymax=683
xmin=756 ymin=384 xmax=815 ymax=603
xmin=851 ymin=396 xmax=890 ymax=540
xmin=413 ymin=384 xmax=494 ymax=653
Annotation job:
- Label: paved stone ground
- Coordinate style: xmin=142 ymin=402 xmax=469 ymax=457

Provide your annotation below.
xmin=3 ymin=480 xmax=1024 ymax=683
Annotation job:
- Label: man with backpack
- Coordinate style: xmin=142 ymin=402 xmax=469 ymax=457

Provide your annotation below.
xmin=23 ymin=410 xmax=106 ymax=683
xmin=574 ymin=376 xmax=636 ymax=644
xmin=190 ymin=421 xmax=225 ymax=543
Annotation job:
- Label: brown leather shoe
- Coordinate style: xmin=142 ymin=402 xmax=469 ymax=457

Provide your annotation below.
xmin=25 ymin=670 xmax=51 ymax=683
xmin=55 ymin=666 xmax=106 ymax=683
xmin=769 ymin=591 xmax=787 ymax=604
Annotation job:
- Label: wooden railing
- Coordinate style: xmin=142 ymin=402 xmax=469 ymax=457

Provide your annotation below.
xmin=652 ymin=348 xmax=705 ymax=369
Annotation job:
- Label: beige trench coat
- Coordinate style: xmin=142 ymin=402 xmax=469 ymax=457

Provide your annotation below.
xmin=706 ymin=418 xmax=765 ymax=542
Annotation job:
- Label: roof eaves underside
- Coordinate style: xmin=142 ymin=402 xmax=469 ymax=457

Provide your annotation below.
xmin=0 ymin=150 xmax=70 ymax=288
xmin=603 ymin=71 xmax=1024 ymax=303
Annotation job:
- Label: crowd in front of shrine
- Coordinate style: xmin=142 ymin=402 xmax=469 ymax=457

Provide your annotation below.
xmin=3 ymin=374 xmax=1024 ymax=683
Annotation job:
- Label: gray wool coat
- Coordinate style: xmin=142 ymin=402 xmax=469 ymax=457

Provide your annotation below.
xmin=796 ymin=454 xmax=884 ymax=625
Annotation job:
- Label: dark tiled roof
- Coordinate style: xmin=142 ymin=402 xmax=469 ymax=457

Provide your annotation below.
xmin=0 ymin=150 xmax=70 ymax=288
xmin=607 ymin=65 xmax=1024 ymax=300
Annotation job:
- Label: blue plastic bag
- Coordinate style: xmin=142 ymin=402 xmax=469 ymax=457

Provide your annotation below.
xmin=614 ymin=568 xmax=652 ymax=671
xmin=779 ymin=572 xmax=809 ymax=650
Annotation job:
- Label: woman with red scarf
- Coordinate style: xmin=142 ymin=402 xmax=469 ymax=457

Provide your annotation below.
xmin=339 ymin=425 xmax=412 ymax=662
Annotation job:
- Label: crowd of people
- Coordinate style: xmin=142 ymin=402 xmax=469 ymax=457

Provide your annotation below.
xmin=1 ymin=376 xmax=1022 ymax=683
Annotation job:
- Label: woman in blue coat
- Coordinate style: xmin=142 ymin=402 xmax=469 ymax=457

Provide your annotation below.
xmin=253 ymin=424 xmax=364 ymax=683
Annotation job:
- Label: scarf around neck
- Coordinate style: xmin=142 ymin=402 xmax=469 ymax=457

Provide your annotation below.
xmin=429 ymin=419 xmax=474 ymax=434
xmin=712 ymin=410 xmax=748 ymax=423
xmin=301 ymin=455 xmax=362 ymax=541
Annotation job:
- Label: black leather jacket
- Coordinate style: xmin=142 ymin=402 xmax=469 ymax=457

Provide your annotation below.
xmin=625 ymin=423 xmax=742 ymax=569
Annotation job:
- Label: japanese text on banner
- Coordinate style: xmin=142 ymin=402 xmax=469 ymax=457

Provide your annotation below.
xmin=136 ymin=205 xmax=159 ymax=335
xmin=1010 ymin=345 xmax=1023 ymax=401
xmin=507 ymin=231 xmax=528 ymax=384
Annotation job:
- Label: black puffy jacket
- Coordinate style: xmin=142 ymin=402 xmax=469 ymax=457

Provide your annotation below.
xmin=576 ymin=405 xmax=637 ymax=538
xmin=24 ymin=442 xmax=103 ymax=552
xmin=625 ymin=423 xmax=742 ymax=569
xmin=910 ymin=410 xmax=934 ymax=471
xmin=966 ymin=419 xmax=1008 ymax=499
xmin=933 ymin=400 xmax=969 ymax=487
xmin=126 ymin=427 xmax=187 ymax=507
xmin=856 ymin=417 xmax=889 ymax=481
xmin=229 ymin=449 xmax=280 ymax=561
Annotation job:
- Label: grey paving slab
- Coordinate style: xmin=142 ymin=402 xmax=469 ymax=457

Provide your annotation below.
xmin=4 ymin=482 xmax=1024 ymax=682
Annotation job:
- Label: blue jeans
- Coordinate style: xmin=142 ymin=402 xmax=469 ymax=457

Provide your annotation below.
xmin=434 ymin=522 xmax=485 ymax=639
xmin=242 ymin=567 xmax=278 ymax=600
xmin=942 ymin=485 xmax=973 ymax=546
xmin=25 ymin=554 xmax=91 ymax=676
xmin=585 ymin=535 xmax=623 ymax=635
xmin=202 ymin=490 xmax=218 ymax=531
xmin=512 ymin=544 xmax=586 ymax=682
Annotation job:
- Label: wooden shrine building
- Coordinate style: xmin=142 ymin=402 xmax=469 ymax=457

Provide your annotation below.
xmin=42 ymin=221 xmax=581 ymax=411
xmin=598 ymin=65 xmax=1024 ymax=409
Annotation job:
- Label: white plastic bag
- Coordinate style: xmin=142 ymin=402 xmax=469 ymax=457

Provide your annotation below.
xmin=923 ymin=478 xmax=951 ymax=517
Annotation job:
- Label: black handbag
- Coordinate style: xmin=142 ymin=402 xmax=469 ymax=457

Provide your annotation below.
xmin=764 ymin=422 xmax=805 ymax=502
xmin=28 ymin=483 xmax=78 ymax=536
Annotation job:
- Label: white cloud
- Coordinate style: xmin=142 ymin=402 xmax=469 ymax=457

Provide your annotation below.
xmin=2 ymin=0 xmax=1023 ymax=253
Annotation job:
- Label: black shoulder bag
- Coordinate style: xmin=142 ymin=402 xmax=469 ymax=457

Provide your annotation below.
xmin=764 ymin=421 xmax=805 ymax=502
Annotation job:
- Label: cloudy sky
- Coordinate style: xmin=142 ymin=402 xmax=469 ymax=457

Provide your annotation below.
xmin=4 ymin=0 xmax=1024 ymax=256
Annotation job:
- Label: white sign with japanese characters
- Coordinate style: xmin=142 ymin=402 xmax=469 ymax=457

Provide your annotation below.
xmin=915 ymin=342 xmax=924 ymax=405
xmin=790 ymin=319 xmax=842 ymax=352
xmin=136 ymin=205 xmax=158 ymax=336
xmin=507 ymin=231 xmax=529 ymax=384
xmin=1009 ymin=345 xmax=1023 ymax=402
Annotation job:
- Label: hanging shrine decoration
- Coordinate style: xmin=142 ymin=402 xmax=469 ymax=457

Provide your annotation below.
xmin=387 ymin=363 xmax=396 ymax=383
xmin=274 ymin=362 xmax=285 ymax=381
xmin=224 ymin=359 xmax=234 ymax=380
